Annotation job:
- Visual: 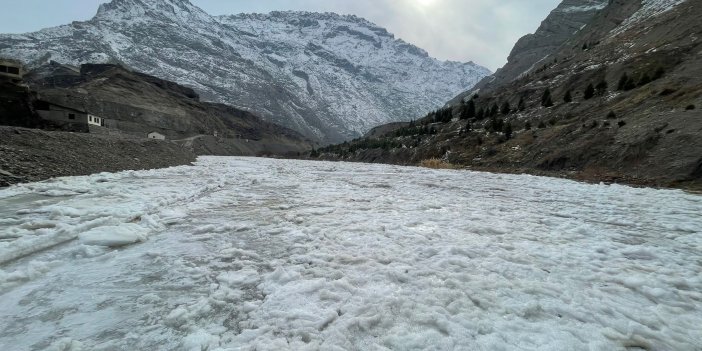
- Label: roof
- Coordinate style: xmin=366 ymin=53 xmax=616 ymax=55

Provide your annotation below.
xmin=36 ymin=100 xmax=87 ymax=114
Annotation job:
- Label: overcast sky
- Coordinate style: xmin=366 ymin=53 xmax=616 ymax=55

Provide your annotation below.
xmin=0 ymin=0 xmax=561 ymax=71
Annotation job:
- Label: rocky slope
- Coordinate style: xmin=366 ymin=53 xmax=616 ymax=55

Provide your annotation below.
xmin=0 ymin=126 xmax=196 ymax=187
xmin=314 ymin=0 xmax=702 ymax=189
xmin=19 ymin=62 xmax=313 ymax=156
xmin=448 ymin=0 xmax=609 ymax=105
xmin=1 ymin=62 xmax=315 ymax=186
xmin=0 ymin=0 xmax=490 ymax=143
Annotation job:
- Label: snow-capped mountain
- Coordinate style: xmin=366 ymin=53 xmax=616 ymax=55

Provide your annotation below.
xmin=0 ymin=0 xmax=491 ymax=143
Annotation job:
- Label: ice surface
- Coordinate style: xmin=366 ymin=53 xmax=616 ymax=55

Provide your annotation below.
xmin=78 ymin=224 xmax=148 ymax=247
xmin=0 ymin=157 xmax=701 ymax=350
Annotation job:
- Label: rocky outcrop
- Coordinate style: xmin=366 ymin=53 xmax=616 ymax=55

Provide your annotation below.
xmin=0 ymin=0 xmax=490 ymax=143
xmin=448 ymin=0 xmax=608 ymax=105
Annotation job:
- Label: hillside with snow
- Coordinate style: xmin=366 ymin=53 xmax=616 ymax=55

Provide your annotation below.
xmin=0 ymin=0 xmax=490 ymax=143
xmin=320 ymin=0 xmax=701 ymax=189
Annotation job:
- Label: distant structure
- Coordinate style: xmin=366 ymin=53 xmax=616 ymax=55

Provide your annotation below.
xmin=35 ymin=101 xmax=105 ymax=131
xmin=148 ymin=131 xmax=166 ymax=140
xmin=88 ymin=114 xmax=104 ymax=127
xmin=0 ymin=59 xmax=23 ymax=83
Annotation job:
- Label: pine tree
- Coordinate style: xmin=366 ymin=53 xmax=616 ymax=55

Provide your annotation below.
xmin=638 ymin=73 xmax=651 ymax=87
xmin=541 ymin=88 xmax=554 ymax=107
xmin=563 ymin=90 xmax=572 ymax=103
xmin=501 ymin=101 xmax=511 ymax=115
xmin=623 ymin=77 xmax=636 ymax=91
xmin=476 ymin=108 xmax=485 ymax=120
xmin=488 ymin=117 xmax=504 ymax=133
xmin=584 ymin=83 xmax=595 ymax=100
xmin=618 ymin=73 xmax=629 ymax=91
xmin=595 ymin=81 xmax=608 ymax=96
xmin=461 ymin=99 xmax=476 ymax=120
xmin=518 ymin=96 xmax=526 ymax=111
xmin=490 ymin=103 xmax=499 ymax=117
xmin=503 ymin=122 xmax=513 ymax=140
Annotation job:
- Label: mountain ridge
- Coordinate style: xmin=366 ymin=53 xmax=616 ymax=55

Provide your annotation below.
xmin=0 ymin=0 xmax=490 ymax=144
xmin=448 ymin=0 xmax=609 ymax=106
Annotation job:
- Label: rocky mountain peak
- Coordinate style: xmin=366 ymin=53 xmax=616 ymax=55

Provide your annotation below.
xmin=0 ymin=3 xmax=490 ymax=143
xmin=446 ymin=0 xmax=609 ymax=105
xmin=95 ymin=0 xmax=214 ymax=24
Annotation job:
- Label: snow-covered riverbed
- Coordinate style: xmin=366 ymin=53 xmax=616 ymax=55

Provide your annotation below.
xmin=1 ymin=157 xmax=701 ymax=350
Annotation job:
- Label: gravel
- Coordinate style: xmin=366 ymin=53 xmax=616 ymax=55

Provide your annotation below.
xmin=0 ymin=126 xmax=196 ymax=187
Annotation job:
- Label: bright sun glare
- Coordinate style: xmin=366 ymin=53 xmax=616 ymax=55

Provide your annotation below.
xmin=415 ymin=0 xmax=438 ymax=7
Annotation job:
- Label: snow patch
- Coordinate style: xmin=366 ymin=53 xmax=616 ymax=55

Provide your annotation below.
xmin=78 ymin=223 xmax=149 ymax=247
xmin=611 ymin=0 xmax=687 ymax=36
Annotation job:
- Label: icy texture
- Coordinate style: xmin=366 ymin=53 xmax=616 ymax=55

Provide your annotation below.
xmin=79 ymin=224 xmax=148 ymax=247
xmin=0 ymin=157 xmax=701 ymax=350
xmin=559 ymin=0 xmax=608 ymax=13
xmin=611 ymin=0 xmax=688 ymax=36
xmin=0 ymin=0 xmax=490 ymax=142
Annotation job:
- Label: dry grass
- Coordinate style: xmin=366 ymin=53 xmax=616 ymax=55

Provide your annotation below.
xmin=419 ymin=158 xmax=457 ymax=169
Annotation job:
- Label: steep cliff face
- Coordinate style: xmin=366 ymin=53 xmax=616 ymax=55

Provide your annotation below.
xmin=448 ymin=0 xmax=609 ymax=105
xmin=0 ymin=0 xmax=490 ymax=143
xmin=316 ymin=0 xmax=702 ymax=189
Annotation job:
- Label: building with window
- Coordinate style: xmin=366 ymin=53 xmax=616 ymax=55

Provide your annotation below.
xmin=88 ymin=114 xmax=104 ymax=127
xmin=0 ymin=59 xmax=24 ymax=83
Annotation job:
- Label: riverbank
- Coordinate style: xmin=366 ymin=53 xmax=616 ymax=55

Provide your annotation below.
xmin=0 ymin=127 xmax=196 ymax=187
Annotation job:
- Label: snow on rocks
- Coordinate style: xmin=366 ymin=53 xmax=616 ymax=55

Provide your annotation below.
xmin=611 ymin=0 xmax=688 ymax=36
xmin=0 ymin=157 xmax=701 ymax=350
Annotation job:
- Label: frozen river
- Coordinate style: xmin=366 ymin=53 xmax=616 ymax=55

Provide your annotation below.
xmin=0 ymin=157 xmax=701 ymax=350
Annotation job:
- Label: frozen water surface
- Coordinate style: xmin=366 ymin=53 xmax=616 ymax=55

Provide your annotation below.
xmin=0 ymin=157 xmax=701 ymax=351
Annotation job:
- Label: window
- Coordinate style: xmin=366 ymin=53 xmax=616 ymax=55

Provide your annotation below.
xmin=68 ymin=114 xmax=75 ymax=120
xmin=7 ymin=67 xmax=20 ymax=75
xmin=0 ymin=65 xmax=6 ymax=73
xmin=89 ymin=116 xmax=92 ymax=122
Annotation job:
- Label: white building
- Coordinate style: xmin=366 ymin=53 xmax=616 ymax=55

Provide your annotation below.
xmin=88 ymin=114 xmax=104 ymax=127
xmin=148 ymin=132 xmax=166 ymax=140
